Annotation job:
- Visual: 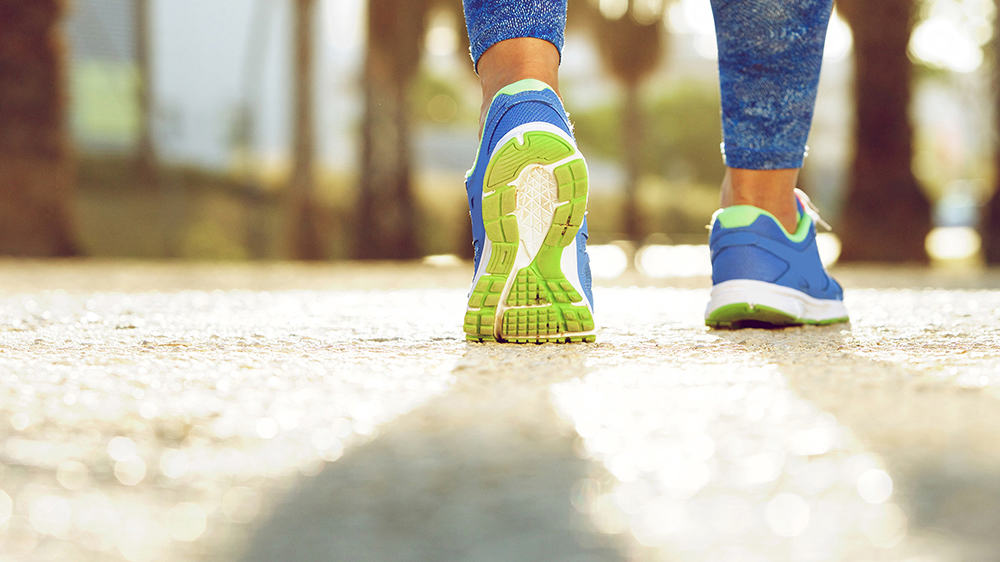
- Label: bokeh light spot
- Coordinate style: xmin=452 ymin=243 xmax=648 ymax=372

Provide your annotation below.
xmin=765 ymin=493 xmax=811 ymax=538
xmin=857 ymin=469 xmax=894 ymax=504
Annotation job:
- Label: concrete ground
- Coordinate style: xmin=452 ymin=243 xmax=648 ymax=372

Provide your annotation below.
xmin=1 ymin=260 xmax=999 ymax=561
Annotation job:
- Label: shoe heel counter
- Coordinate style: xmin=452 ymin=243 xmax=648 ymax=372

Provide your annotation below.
xmin=711 ymin=236 xmax=789 ymax=285
xmin=492 ymin=100 xmax=570 ymax=142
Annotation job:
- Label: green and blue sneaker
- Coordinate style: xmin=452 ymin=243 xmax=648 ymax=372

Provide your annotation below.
xmin=463 ymin=79 xmax=596 ymax=343
xmin=705 ymin=189 xmax=849 ymax=328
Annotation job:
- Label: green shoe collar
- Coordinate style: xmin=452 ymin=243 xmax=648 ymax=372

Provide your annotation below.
xmin=712 ymin=205 xmax=810 ymax=242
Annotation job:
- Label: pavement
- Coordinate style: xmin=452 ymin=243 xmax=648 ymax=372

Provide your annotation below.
xmin=1 ymin=260 xmax=1000 ymax=561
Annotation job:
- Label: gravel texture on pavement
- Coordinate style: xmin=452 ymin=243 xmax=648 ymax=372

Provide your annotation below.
xmin=1 ymin=261 xmax=999 ymax=561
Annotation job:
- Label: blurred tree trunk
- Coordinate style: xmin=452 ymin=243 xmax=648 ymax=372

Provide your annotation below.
xmin=431 ymin=0 xmax=474 ymax=259
xmin=238 ymin=0 xmax=276 ymax=260
xmin=984 ymin=0 xmax=1000 ymax=263
xmin=621 ymin=81 xmax=643 ymax=241
xmin=585 ymin=0 xmax=665 ymax=242
xmin=837 ymin=0 xmax=930 ymax=262
xmin=986 ymin=179 xmax=1000 ymax=263
xmin=0 ymin=0 xmax=79 ymax=256
xmin=134 ymin=0 xmax=158 ymax=186
xmin=356 ymin=0 xmax=430 ymax=259
xmin=288 ymin=0 xmax=324 ymax=260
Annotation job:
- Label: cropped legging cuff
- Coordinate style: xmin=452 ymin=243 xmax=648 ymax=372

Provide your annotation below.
xmin=462 ymin=0 xmax=567 ymax=70
xmin=711 ymin=0 xmax=833 ymax=169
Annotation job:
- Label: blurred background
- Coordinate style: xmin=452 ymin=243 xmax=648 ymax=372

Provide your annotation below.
xmin=2 ymin=0 xmax=999 ymax=274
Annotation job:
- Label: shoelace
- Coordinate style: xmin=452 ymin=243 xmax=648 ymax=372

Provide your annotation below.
xmin=794 ymin=188 xmax=832 ymax=231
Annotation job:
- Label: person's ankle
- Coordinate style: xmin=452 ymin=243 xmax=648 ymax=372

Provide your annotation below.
xmin=476 ymin=38 xmax=560 ymax=133
xmin=477 ymin=73 xmax=560 ymax=133
xmin=477 ymin=76 xmax=556 ymax=132
xmin=720 ymin=168 xmax=799 ymax=233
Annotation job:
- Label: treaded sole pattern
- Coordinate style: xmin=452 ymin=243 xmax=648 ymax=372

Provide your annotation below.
xmin=465 ymin=130 xmax=595 ymax=344
xmin=706 ymin=303 xmax=849 ymax=329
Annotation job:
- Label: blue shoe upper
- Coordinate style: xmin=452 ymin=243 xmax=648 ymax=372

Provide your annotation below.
xmin=709 ymin=203 xmax=843 ymax=301
xmin=466 ymin=81 xmax=594 ymax=308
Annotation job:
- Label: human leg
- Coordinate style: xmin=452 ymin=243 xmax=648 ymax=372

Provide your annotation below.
xmin=463 ymin=0 xmax=565 ymax=128
xmin=476 ymin=38 xmax=560 ymax=130
xmin=461 ymin=1 xmax=595 ymax=342
xmin=706 ymin=0 xmax=847 ymax=328
xmin=712 ymin=0 xmax=832 ymax=230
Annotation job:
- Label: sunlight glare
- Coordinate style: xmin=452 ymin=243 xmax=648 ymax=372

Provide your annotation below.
xmin=588 ymin=244 xmax=630 ymax=279
xmin=425 ymin=12 xmax=459 ymax=57
xmin=857 ymin=469 xmax=894 ymax=504
xmin=816 ymin=232 xmax=842 ymax=268
xmin=679 ymin=0 xmax=715 ymax=34
xmin=925 ymin=226 xmax=981 ymax=260
xmin=322 ymin=0 xmax=363 ymax=52
xmin=910 ymin=17 xmax=983 ymax=73
xmin=823 ymin=10 xmax=852 ymax=62
xmin=632 ymin=0 xmax=666 ymax=25
xmin=765 ymin=493 xmax=811 ymax=538
xmin=599 ymin=0 xmax=629 ymax=20
xmin=422 ymin=254 xmax=462 ymax=267
xmin=635 ymin=244 xmax=711 ymax=278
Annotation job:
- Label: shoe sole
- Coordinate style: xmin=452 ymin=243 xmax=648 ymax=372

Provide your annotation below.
xmin=465 ymin=123 xmax=596 ymax=343
xmin=705 ymin=279 xmax=848 ymax=329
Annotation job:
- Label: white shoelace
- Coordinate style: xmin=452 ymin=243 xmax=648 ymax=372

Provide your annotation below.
xmin=794 ymin=188 xmax=832 ymax=231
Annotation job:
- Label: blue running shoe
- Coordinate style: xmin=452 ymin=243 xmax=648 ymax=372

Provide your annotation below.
xmin=463 ymin=79 xmax=596 ymax=343
xmin=705 ymin=189 xmax=848 ymax=328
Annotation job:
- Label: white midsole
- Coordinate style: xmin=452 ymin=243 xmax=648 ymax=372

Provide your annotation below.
xmin=468 ymin=122 xmax=595 ymax=338
xmin=705 ymin=279 xmax=848 ymax=322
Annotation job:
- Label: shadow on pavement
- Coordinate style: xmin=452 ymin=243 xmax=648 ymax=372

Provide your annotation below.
xmin=713 ymin=325 xmax=1000 ymax=559
xmin=239 ymin=345 xmax=631 ymax=562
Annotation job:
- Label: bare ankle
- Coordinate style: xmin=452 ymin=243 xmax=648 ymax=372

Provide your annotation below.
xmin=720 ymin=168 xmax=800 ymax=233
xmin=476 ymin=38 xmax=560 ymax=132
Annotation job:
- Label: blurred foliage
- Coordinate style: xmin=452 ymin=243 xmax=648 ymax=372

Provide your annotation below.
xmin=410 ymin=71 xmax=478 ymax=128
xmin=568 ymin=79 xmax=725 ymax=238
xmin=910 ymin=63 xmax=993 ymax=204
xmin=71 ymin=61 xmax=138 ymax=143
xmin=585 ymin=179 xmax=720 ymax=241
xmin=76 ymin=156 xmax=278 ymax=259
xmin=50 ymin=0 xmax=1000 ymax=261
xmin=573 ymin=80 xmax=724 ymax=185
xmin=75 ymin=156 xmax=472 ymax=260
xmin=71 ymin=76 xmax=726 ymax=260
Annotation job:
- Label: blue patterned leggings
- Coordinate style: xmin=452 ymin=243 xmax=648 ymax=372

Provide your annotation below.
xmin=461 ymin=0 xmax=833 ymax=170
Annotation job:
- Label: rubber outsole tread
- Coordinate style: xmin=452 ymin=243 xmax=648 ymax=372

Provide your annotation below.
xmin=485 ymin=133 xmax=574 ymax=191
xmin=706 ymin=303 xmax=849 ymax=329
xmin=466 ymin=334 xmax=596 ymax=344
xmin=465 ymin=130 xmax=594 ymax=344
